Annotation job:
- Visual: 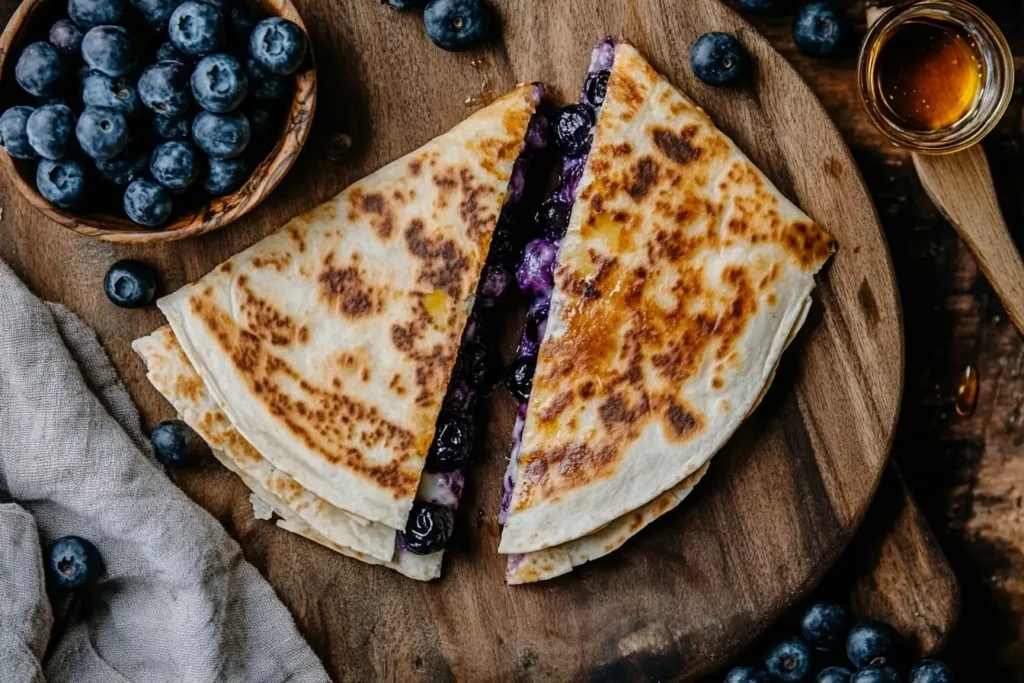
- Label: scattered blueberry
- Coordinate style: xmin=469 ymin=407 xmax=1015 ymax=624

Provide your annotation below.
xmin=249 ymin=17 xmax=307 ymax=74
xmin=191 ymin=53 xmax=248 ymax=112
xmin=477 ymin=263 xmax=509 ymax=301
xmin=132 ymin=0 xmax=179 ymax=27
xmin=847 ymin=621 xmax=901 ymax=669
xmin=0 ymin=106 xmax=39 ymax=159
xmin=763 ymin=637 xmax=812 ymax=682
xmin=26 ymin=104 xmax=74 ymax=159
xmin=793 ymin=2 xmax=848 ymax=58
xmin=150 ymin=140 xmax=200 ymax=191
xmin=169 ymin=0 xmax=224 ymax=56
xmin=139 ymin=61 xmax=194 ymax=116
xmin=818 ymin=668 xmax=853 ymax=683
xmin=76 ymin=106 xmax=128 ymax=159
xmin=95 ymin=147 xmax=149 ymax=185
xmin=48 ymin=536 xmax=102 ymax=589
xmin=192 ymin=109 xmax=249 ymax=158
xmin=82 ymin=71 xmax=141 ymax=118
xmin=227 ymin=7 xmax=256 ymax=50
xmin=15 ymin=42 xmax=64 ymax=97
xmin=36 ymin=158 xmax=87 ymax=207
xmin=536 ymin=198 xmax=571 ymax=240
xmin=516 ymin=238 xmax=557 ymax=296
xmin=909 ymin=661 xmax=953 ymax=683
xmin=155 ymin=40 xmax=188 ymax=63
xmin=850 ymin=666 xmax=902 ymax=683
xmin=246 ymin=58 xmax=290 ymax=102
xmin=81 ymin=25 xmax=138 ymax=77
xmin=423 ymin=0 xmax=490 ymax=52
xmin=49 ymin=18 xmax=84 ymax=57
xmin=124 ymin=178 xmax=173 ymax=225
xmin=506 ymin=356 xmax=535 ymax=403
xmin=150 ymin=418 xmax=199 ymax=465
xmin=204 ymin=155 xmax=248 ymax=194
xmin=425 ymin=414 xmax=475 ymax=471
xmin=104 ymin=258 xmax=158 ymax=307
xmin=725 ymin=666 xmax=770 ymax=683
xmin=68 ymin=0 xmax=125 ymax=28
xmin=582 ymin=69 xmax=610 ymax=108
xmin=739 ymin=0 xmax=776 ymax=13
xmin=153 ymin=113 xmax=191 ymax=140
xmin=801 ymin=601 xmax=848 ymax=652
xmin=690 ymin=32 xmax=747 ymax=86
xmin=400 ymin=501 xmax=454 ymax=554
xmin=553 ymin=104 xmax=594 ymax=156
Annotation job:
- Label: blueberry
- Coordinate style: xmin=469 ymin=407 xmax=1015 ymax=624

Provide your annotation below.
xmin=455 ymin=341 xmax=498 ymax=392
xmin=139 ymin=61 xmax=194 ymax=116
xmin=82 ymin=71 xmax=140 ymax=118
xmin=793 ymin=2 xmax=848 ymax=58
xmin=82 ymin=25 xmax=139 ymax=77
xmin=800 ymin=601 xmax=848 ymax=652
xmin=246 ymin=58 xmax=290 ymax=102
xmin=383 ymin=0 xmax=424 ymax=8
xmin=553 ymin=104 xmax=594 ymax=156
xmin=155 ymin=41 xmax=188 ymax=63
xmin=423 ymin=0 xmax=490 ymax=52
xmin=516 ymin=238 xmax=557 ymax=297
xmin=739 ymin=0 xmax=776 ymax=12
xmin=132 ymin=0 xmax=180 ymax=27
xmin=198 ymin=0 xmax=230 ymax=13
xmin=536 ymin=198 xmax=571 ymax=241
xmin=582 ymin=69 xmax=610 ymax=108
xmin=909 ymin=661 xmax=953 ymax=683
xmin=506 ymin=356 xmax=535 ymax=403
xmin=818 ymin=668 xmax=853 ymax=683
xmin=441 ymin=379 xmax=475 ymax=414
xmin=49 ymin=19 xmax=84 ymax=57
xmin=153 ymin=113 xmax=191 ymax=140
xmin=690 ymin=32 xmax=747 ymax=86
xmin=68 ymin=0 xmax=125 ymax=28
xmin=204 ymin=155 xmax=249 ymax=194
xmin=96 ymin=147 xmax=149 ymax=185
xmin=192 ymin=109 xmax=249 ymax=157
xmin=851 ymin=667 xmax=903 ymax=683
xmin=477 ymin=263 xmax=509 ymax=302
xmin=399 ymin=501 xmax=454 ymax=554
xmin=524 ymin=111 xmax=549 ymax=151
xmin=169 ymin=1 xmax=224 ymax=56
xmin=48 ymin=536 xmax=102 ymax=589
xmin=124 ymin=178 xmax=173 ymax=226
xmin=847 ymin=621 xmax=901 ymax=669
xmin=725 ymin=666 xmax=770 ymax=683
xmin=191 ymin=53 xmax=248 ymax=112
xmin=104 ymin=258 xmax=157 ymax=307
xmin=763 ymin=637 xmax=811 ymax=682
xmin=76 ymin=106 xmax=128 ymax=159
xmin=26 ymin=104 xmax=74 ymax=159
xmin=150 ymin=418 xmax=199 ymax=465
xmin=36 ymin=158 xmax=87 ymax=208
xmin=0 ymin=106 xmax=38 ymax=159
xmin=425 ymin=414 xmax=475 ymax=471
xmin=150 ymin=140 xmax=201 ymax=191
xmin=249 ymin=17 xmax=307 ymax=75
xmin=15 ymin=42 xmax=63 ymax=97
xmin=227 ymin=7 xmax=256 ymax=50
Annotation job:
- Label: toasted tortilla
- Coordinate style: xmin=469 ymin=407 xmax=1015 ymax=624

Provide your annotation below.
xmin=158 ymin=85 xmax=541 ymax=530
xmin=498 ymin=44 xmax=835 ymax=554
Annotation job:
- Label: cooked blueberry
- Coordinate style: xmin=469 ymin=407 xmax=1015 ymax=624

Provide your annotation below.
xmin=26 ymin=104 xmax=74 ymax=159
xmin=76 ymin=106 xmax=128 ymax=159
xmin=169 ymin=0 xmax=224 ymax=56
xmin=739 ymin=0 xmax=776 ymax=12
xmin=383 ymin=0 xmax=424 ymax=8
xmin=133 ymin=0 xmax=180 ymax=27
xmin=793 ymin=1 xmax=848 ymax=58
xmin=400 ymin=501 xmax=454 ymax=554
xmin=504 ymin=158 xmax=526 ymax=206
xmin=556 ymin=153 xmax=586 ymax=204
xmin=155 ymin=40 xmax=188 ymax=63
xmin=690 ymin=32 xmax=746 ymax=86
xmin=536 ymin=198 xmax=571 ymax=240
xmin=150 ymin=418 xmax=199 ymax=465
xmin=477 ymin=263 xmax=509 ymax=302
xmin=516 ymin=238 xmax=557 ymax=297
xmin=506 ymin=356 xmax=535 ymax=403
xmin=851 ymin=667 xmax=903 ymax=683
xmin=725 ymin=666 xmax=770 ymax=683
xmin=847 ymin=621 xmax=901 ymax=669
xmin=192 ymin=109 xmax=249 ymax=157
xmin=246 ymin=58 xmax=290 ymax=102
xmin=15 ymin=42 xmax=63 ymax=97
xmin=441 ymin=379 xmax=475 ymax=414
xmin=425 ymin=414 xmax=475 ymax=471
xmin=818 ymin=668 xmax=853 ymax=683
xmin=455 ymin=341 xmax=498 ymax=393
xmin=204 ymin=155 xmax=249 ymax=194
xmin=96 ymin=147 xmax=149 ymax=185
xmin=553 ymin=104 xmax=594 ymax=156
xmin=524 ymin=111 xmax=549 ymax=151
xmin=49 ymin=19 xmax=84 ymax=57
xmin=909 ymin=661 xmax=953 ymax=683
xmin=68 ymin=0 xmax=125 ymax=28
xmin=0 ymin=106 xmax=38 ymax=159
xmin=82 ymin=26 xmax=138 ymax=77
xmin=82 ymin=71 xmax=140 ymax=118
xmin=191 ymin=53 xmax=247 ymax=112
xmin=48 ymin=536 xmax=102 ymax=589
xmin=36 ymin=158 xmax=87 ymax=208
xmin=139 ymin=61 xmax=194 ymax=116
xmin=763 ymin=637 xmax=811 ymax=682
xmin=227 ymin=7 xmax=256 ymax=50
xmin=423 ymin=0 xmax=490 ymax=52
xmin=124 ymin=178 xmax=173 ymax=226
xmin=582 ymin=69 xmax=610 ymax=108
xmin=150 ymin=140 xmax=200 ymax=191
xmin=249 ymin=17 xmax=307 ymax=75
xmin=153 ymin=113 xmax=191 ymax=140
xmin=800 ymin=601 xmax=848 ymax=652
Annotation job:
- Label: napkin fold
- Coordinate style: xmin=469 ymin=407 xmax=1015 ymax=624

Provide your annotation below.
xmin=0 ymin=259 xmax=330 ymax=683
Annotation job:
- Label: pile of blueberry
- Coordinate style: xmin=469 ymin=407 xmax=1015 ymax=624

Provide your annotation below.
xmin=383 ymin=0 xmax=491 ymax=52
xmin=0 ymin=0 xmax=308 ymax=227
xmin=725 ymin=601 xmax=955 ymax=683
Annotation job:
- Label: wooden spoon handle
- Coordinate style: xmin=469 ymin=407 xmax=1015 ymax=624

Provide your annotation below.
xmin=913 ymin=145 xmax=1024 ymax=334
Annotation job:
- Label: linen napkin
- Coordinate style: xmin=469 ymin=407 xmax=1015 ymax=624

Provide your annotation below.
xmin=0 ymin=258 xmax=330 ymax=683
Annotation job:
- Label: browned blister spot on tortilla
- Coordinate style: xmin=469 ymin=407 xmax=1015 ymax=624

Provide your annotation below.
xmin=652 ymin=126 xmax=701 ymax=165
xmin=346 ymin=188 xmax=397 ymax=240
xmin=781 ymin=220 xmax=836 ymax=269
xmin=285 ymin=224 xmax=307 ymax=253
xmin=404 ymin=218 xmax=470 ymax=298
xmin=173 ymin=373 xmax=205 ymax=404
xmin=627 ymin=157 xmax=658 ymax=199
xmin=318 ymin=252 xmax=384 ymax=318
xmin=251 ymin=251 xmax=292 ymax=272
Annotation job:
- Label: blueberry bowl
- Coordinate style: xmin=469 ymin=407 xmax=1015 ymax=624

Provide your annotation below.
xmin=0 ymin=0 xmax=315 ymax=242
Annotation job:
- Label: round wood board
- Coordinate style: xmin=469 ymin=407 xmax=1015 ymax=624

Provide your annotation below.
xmin=0 ymin=0 xmax=904 ymax=680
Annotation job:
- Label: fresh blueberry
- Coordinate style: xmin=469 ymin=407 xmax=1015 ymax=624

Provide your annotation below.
xmin=150 ymin=418 xmax=199 ymax=465
xmin=851 ymin=667 xmax=903 ymax=683
xmin=36 ymin=158 xmax=87 ymax=208
xmin=506 ymin=356 xmax=535 ymax=403
xmin=399 ymin=501 xmax=454 ymax=554
xmin=793 ymin=2 xmax=848 ymax=58
xmin=49 ymin=19 xmax=84 ymax=57
xmin=76 ymin=106 xmax=128 ymax=159
xmin=739 ymin=0 xmax=776 ymax=13
xmin=150 ymin=140 xmax=200 ymax=191
xmin=582 ymin=69 xmax=610 ymax=108
xmin=382 ymin=0 xmax=424 ymax=8
xmin=847 ymin=621 xmax=901 ymax=669
xmin=15 ymin=42 xmax=63 ymax=97
xmin=227 ymin=6 xmax=256 ymax=50
xmin=246 ymin=105 xmax=273 ymax=139
xmin=246 ymin=58 xmax=290 ymax=102
xmin=690 ymin=32 xmax=747 ymax=86
xmin=26 ymin=104 xmax=74 ymax=159
xmin=48 ymin=536 xmax=102 ymax=589
xmin=425 ymin=414 xmax=475 ymax=471
xmin=0 ymin=106 xmax=38 ymax=159
xmin=536 ymin=198 xmax=571 ymax=241
xmin=249 ymin=17 xmax=307 ymax=75
xmin=763 ymin=637 xmax=811 ymax=682
xmin=725 ymin=666 xmax=770 ymax=683
xmin=82 ymin=71 xmax=140 ymax=118
xmin=68 ymin=0 xmax=125 ymax=28
xmin=818 ymin=668 xmax=854 ymax=683
xmin=132 ymin=0 xmax=180 ymax=27
xmin=155 ymin=40 xmax=188 ymax=63
xmin=909 ymin=661 xmax=953 ymax=683
xmin=82 ymin=25 xmax=139 ymax=77
xmin=169 ymin=1 xmax=224 ymax=56
xmin=204 ymin=155 xmax=249 ymax=194
xmin=104 ymin=258 xmax=157 ymax=306
xmin=192 ymin=109 xmax=249 ymax=157
xmin=455 ymin=341 xmax=498 ymax=393
xmin=516 ymin=238 xmax=557 ymax=297
xmin=800 ymin=601 xmax=848 ymax=652
xmin=191 ymin=53 xmax=247 ymax=112
xmin=139 ymin=61 xmax=194 ymax=116
xmin=423 ymin=0 xmax=490 ymax=52
xmin=153 ymin=113 xmax=191 ymax=140
xmin=124 ymin=178 xmax=173 ymax=226
xmin=96 ymin=147 xmax=149 ymax=185
xmin=553 ymin=104 xmax=594 ymax=156
xmin=524 ymin=111 xmax=549 ymax=151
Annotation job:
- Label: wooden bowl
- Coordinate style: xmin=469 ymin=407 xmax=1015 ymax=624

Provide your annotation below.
xmin=0 ymin=0 xmax=316 ymax=243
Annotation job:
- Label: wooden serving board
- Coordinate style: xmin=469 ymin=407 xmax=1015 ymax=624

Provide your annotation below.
xmin=0 ymin=0 xmax=927 ymax=679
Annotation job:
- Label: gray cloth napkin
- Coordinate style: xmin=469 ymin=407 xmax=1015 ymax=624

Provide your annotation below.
xmin=0 ymin=259 xmax=330 ymax=683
